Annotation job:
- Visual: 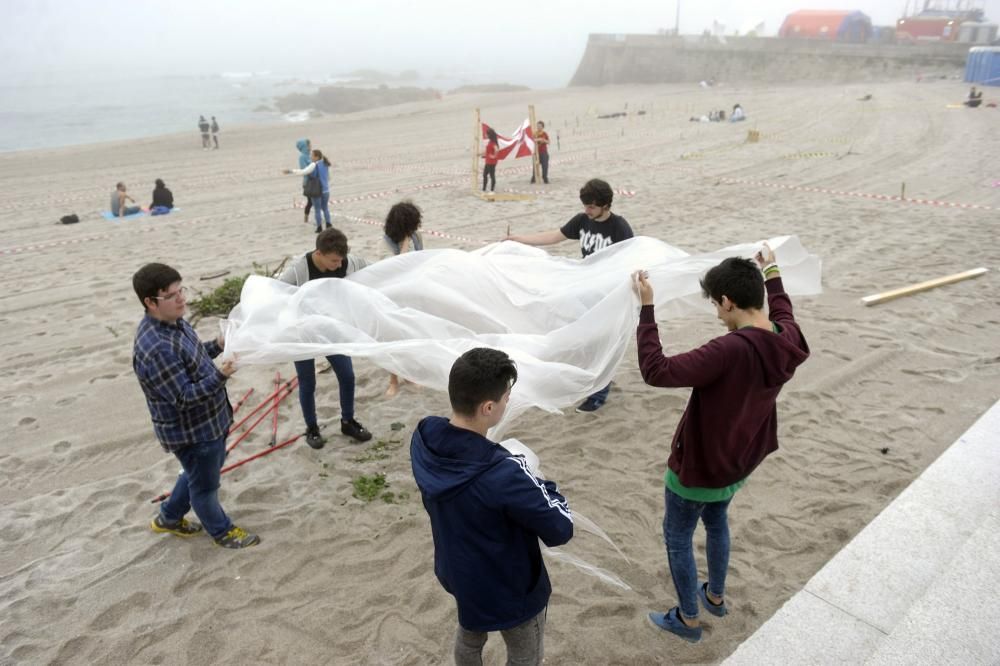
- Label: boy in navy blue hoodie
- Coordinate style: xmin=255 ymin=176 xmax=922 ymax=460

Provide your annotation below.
xmin=411 ymin=348 xmax=574 ymax=665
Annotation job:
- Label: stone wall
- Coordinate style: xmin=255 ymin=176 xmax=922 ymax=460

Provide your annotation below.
xmin=570 ymin=34 xmax=971 ymax=86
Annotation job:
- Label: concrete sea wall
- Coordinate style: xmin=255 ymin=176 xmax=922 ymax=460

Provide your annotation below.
xmin=570 ymin=34 xmax=971 ymax=86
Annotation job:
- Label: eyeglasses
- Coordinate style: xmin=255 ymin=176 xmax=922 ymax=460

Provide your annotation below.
xmin=154 ymin=286 xmax=188 ymax=303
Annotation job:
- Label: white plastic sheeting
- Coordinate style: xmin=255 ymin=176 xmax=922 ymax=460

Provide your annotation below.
xmin=222 ymin=236 xmax=821 ymax=434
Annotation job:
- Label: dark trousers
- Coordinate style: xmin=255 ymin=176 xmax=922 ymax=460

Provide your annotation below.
xmin=482 ymin=164 xmax=496 ymax=191
xmin=294 ymin=355 xmax=355 ymax=428
xmin=531 ymin=152 xmax=549 ymax=183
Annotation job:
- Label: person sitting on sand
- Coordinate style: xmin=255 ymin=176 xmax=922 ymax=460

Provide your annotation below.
xmin=730 ymin=104 xmax=745 ymax=122
xmin=111 ymin=182 xmax=142 ymax=217
xmin=965 ymin=86 xmax=983 ymax=108
xmin=382 ymin=200 xmax=425 ymax=397
xmin=150 ymin=179 xmax=174 ymax=212
xmin=132 ymin=262 xmax=260 ymax=549
xmin=410 ymin=347 xmax=573 ymax=666
xmin=634 ymin=244 xmax=809 ymax=644
xmin=277 ymin=227 xmax=373 ymax=448
xmin=507 ymin=178 xmax=633 ymax=413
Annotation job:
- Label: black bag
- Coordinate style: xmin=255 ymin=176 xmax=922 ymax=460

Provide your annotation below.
xmin=303 ymin=174 xmax=322 ymax=198
xmin=59 ymin=214 xmax=80 ymax=225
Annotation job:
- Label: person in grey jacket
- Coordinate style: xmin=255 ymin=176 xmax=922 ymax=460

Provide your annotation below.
xmin=278 ymin=227 xmax=373 ymax=447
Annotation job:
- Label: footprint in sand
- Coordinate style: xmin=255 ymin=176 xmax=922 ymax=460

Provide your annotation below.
xmin=89 ymin=591 xmax=152 ymax=631
xmin=53 ymin=441 xmax=72 ymax=453
xmin=18 ymin=417 xmax=36 ymax=426
xmin=88 ymin=374 xmax=117 ymax=384
xmin=55 ymin=396 xmax=77 ymax=407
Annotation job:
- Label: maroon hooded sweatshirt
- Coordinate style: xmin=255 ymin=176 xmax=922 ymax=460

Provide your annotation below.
xmin=637 ymin=277 xmax=809 ymax=488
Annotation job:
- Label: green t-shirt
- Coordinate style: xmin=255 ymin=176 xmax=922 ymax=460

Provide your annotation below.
xmin=665 ymin=468 xmax=745 ymax=502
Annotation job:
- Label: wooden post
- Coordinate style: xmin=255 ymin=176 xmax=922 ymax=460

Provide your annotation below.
xmin=861 ymin=268 xmax=988 ymax=306
xmin=900 ymin=182 xmax=906 ymax=200
xmin=471 ymin=108 xmax=481 ymax=192
xmin=528 ymin=104 xmax=541 ymax=185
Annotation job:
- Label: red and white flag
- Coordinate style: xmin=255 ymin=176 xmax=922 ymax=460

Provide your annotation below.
xmin=482 ymin=119 xmax=535 ymax=160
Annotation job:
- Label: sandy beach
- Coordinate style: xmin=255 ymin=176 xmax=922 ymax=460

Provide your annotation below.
xmin=1 ymin=80 xmax=998 ymax=665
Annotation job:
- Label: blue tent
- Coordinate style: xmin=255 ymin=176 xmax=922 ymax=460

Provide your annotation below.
xmin=965 ymin=46 xmax=1000 ymax=86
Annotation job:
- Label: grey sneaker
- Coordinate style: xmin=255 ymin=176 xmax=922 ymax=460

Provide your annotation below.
xmin=214 ymin=525 xmax=260 ymax=549
xmin=151 ymin=515 xmax=203 ymax=537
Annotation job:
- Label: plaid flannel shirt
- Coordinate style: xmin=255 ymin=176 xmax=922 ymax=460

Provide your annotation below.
xmin=133 ymin=314 xmax=232 ymax=453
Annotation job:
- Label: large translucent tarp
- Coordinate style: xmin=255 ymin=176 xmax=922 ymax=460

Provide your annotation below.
xmin=223 ymin=236 xmax=822 ymax=434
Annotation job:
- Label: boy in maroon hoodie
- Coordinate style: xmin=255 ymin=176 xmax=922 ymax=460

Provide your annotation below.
xmin=634 ymin=243 xmax=809 ymax=644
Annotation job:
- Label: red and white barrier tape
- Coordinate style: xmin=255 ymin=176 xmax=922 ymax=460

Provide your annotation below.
xmin=720 ymin=178 xmax=995 ymax=211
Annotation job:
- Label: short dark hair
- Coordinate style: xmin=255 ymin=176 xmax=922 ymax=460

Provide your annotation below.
xmin=384 ymin=201 xmax=422 ymax=244
xmin=448 ymin=348 xmax=518 ymax=417
xmin=133 ymin=263 xmax=182 ymax=310
xmin=155 ymin=178 xmax=165 ymax=188
xmin=699 ymin=257 xmax=764 ymax=310
xmin=579 ymin=179 xmax=613 ymax=208
xmin=316 ymin=227 xmax=349 ymax=256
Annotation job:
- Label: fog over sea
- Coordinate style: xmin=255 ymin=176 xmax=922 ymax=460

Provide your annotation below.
xmin=0 ymin=70 xmax=481 ymax=153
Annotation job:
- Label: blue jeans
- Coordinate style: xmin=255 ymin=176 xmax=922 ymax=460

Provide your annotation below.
xmin=160 ymin=436 xmax=232 ymax=539
xmin=663 ymin=488 xmax=732 ymax=619
xmin=294 ymin=355 xmax=354 ymax=428
xmin=312 ymin=192 xmax=331 ymax=228
xmin=531 ymin=152 xmax=549 ymax=183
xmin=587 ymin=383 xmax=610 ymax=406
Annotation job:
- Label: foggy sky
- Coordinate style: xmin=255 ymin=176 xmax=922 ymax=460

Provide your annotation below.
xmin=4 ymin=0 xmax=999 ymax=88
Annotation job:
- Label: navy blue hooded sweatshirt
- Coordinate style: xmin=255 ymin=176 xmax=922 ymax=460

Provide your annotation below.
xmin=411 ymin=416 xmax=573 ymax=632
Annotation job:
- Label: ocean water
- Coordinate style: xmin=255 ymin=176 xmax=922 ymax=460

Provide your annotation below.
xmin=0 ymin=71 xmax=475 ymax=153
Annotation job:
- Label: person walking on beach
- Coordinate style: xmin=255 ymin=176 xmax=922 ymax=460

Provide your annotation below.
xmin=482 ymin=128 xmax=499 ymax=192
xmin=410 ymin=348 xmax=573 ymax=666
xmin=530 ymin=120 xmax=550 ymax=184
xmin=294 ymin=139 xmax=313 ymax=223
xmin=132 ymin=263 xmax=260 ymax=549
xmin=278 ymin=227 xmax=374 ymax=448
xmin=112 ymin=182 xmax=142 ymax=217
xmin=382 ymin=200 xmax=425 ymax=397
xmin=150 ymin=178 xmax=174 ymax=213
xmin=634 ymin=244 xmax=809 ymax=643
xmin=730 ymin=104 xmax=746 ymax=122
xmin=284 ymin=148 xmax=331 ymax=233
xmin=507 ymin=178 xmax=634 ymax=412
xmin=210 ymin=116 xmax=220 ymax=149
xmin=198 ymin=115 xmax=211 ymax=149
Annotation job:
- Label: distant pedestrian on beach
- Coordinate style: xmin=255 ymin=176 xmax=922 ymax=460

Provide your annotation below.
xmin=410 ymin=348 xmax=573 ymax=666
xmin=294 ymin=139 xmax=314 ymax=223
xmin=482 ymin=128 xmax=499 ymax=192
xmin=506 ymin=178 xmax=633 ymax=413
xmin=382 ymin=200 xmax=425 ymax=397
xmin=132 ymin=262 xmax=260 ymax=549
xmin=634 ymin=244 xmax=809 ymax=644
xmin=730 ymin=104 xmax=745 ymax=122
xmin=112 ymin=182 xmax=142 ymax=217
xmin=277 ymin=227 xmax=374 ymax=448
xmin=150 ymin=179 xmax=174 ymax=213
xmin=198 ymin=116 xmax=210 ymax=149
xmin=284 ymin=148 xmax=331 ymax=232
xmin=210 ymin=116 xmax=220 ymax=148
xmin=530 ymin=120 xmax=550 ymax=184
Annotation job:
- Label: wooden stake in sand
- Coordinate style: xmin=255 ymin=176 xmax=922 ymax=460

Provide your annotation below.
xmin=471 ymin=107 xmax=481 ymax=192
xmin=861 ymin=268 xmax=988 ymax=306
xmin=528 ymin=104 xmax=541 ymax=185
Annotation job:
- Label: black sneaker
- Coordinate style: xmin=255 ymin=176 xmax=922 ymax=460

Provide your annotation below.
xmin=305 ymin=426 xmax=327 ymax=450
xmin=341 ymin=418 xmax=372 ymax=442
xmin=150 ymin=515 xmax=203 ymax=537
xmin=214 ymin=525 xmax=260 ymax=549
xmin=575 ymin=398 xmax=604 ymax=413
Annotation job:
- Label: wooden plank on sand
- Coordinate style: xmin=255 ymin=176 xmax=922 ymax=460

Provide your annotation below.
xmin=861 ymin=268 xmax=988 ymax=306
